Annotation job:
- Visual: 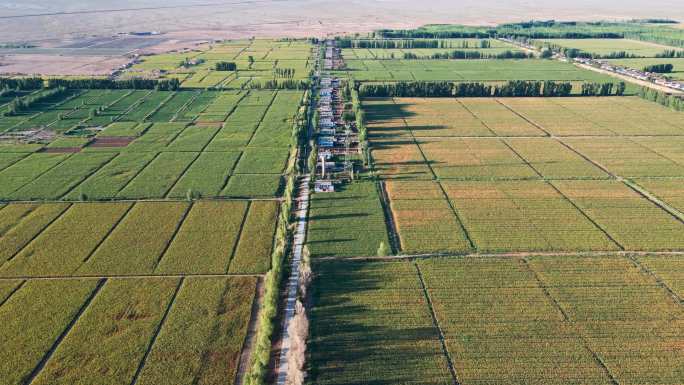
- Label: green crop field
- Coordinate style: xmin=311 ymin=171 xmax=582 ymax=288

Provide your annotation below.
xmin=308 ymin=255 xmax=684 ymax=385
xmin=0 ymin=89 xmax=303 ymax=200
xmin=0 ymin=201 xmax=277 ymax=277
xmin=338 ymin=59 xmax=626 ymax=83
xmin=127 ymin=39 xmax=312 ymax=88
xmin=307 ymin=182 xmax=391 ymax=258
xmin=536 ymin=38 xmax=684 ymax=57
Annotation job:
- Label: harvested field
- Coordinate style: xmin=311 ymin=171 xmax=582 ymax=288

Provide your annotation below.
xmin=87 ymin=136 xmax=136 ymax=147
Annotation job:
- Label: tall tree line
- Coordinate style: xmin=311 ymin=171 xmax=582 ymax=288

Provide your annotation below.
xmin=358 ymin=80 xmax=625 ymax=97
xmin=47 ymin=78 xmax=180 ymax=91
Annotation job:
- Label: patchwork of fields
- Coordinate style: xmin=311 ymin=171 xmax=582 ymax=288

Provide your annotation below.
xmin=309 ymin=256 xmax=684 ymax=385
xmin=359 ymin=96 xmax=684 ymax=255
xmin=0 ymin=38 xmax=311 ymax=385
xmin=0 ymin=200 xmax=277 ymax=277
xmin=0 ymin=89 xmax=303 ymax=200
xmin=127 ymin=39 xmax=311 ymax=88
xmin=309 ymin=96 xmax=684 ymax=257
xmin=0 ymin=276 xmax=257 ymax=385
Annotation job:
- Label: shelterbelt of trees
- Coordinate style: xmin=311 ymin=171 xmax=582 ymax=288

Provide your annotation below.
xmin=357 ymin=80 xmax=626 ymax=97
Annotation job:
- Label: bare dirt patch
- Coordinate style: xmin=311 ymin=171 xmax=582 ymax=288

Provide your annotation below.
xmin=0 ymin=53 xmax=130 ymax=76
xmin=88 ymin=136 xmax=135 ymax=148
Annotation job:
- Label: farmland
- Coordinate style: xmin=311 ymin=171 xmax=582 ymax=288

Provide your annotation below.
xmin=0 ymin=276 xmax=258 ymax=385
xmin=308 ymin=256 xmax=684 ymax=385
xmin=3 ymin=17 xmax=684 ymax=385
xmin=127 ymin=39 xmax=312 ymax=89
xmin=338 ymin=58 xmax=628 ymax=85
xmin=0 ymin=89 xmax=304 ymax=200
xmin=342 ymin=96 xmax=684 ymax=255
xmin=535 ymin=38 xmax=684 ymax=57
xmin=0 ymin=39 xmax=310 ymax=385
xmin=0 ymin=200 xmax=278 ymax=277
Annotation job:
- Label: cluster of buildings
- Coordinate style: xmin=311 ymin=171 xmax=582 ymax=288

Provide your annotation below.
xmin=314 ymin=42 xmax=360 ymax=193
xmin=500 ymin=36 xmax=684 ymax=93
xmin=573 ymin=57 xmax=684 ymax=91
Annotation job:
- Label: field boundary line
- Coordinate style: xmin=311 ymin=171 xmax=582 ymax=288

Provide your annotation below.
xmin=435 ymin=181 xmax=476 ymax=252
xmin=219 ymin=151 xmax=246 ymax=194
xmin=520 ymin=258 xmax=570 ymax=320
xmin=521 ymin=258 xmax=621 ymax=385
xmin=494 ymin=99 xmax=553 ymax=137
xmin=200 ymin=91 xmax=248 ymax=152
xmin=162 ymin=151 xmax=202 ymax=198
xmin=376 ymin=180 xmax=402 ymax=254
xmin=152 ymin=201 xmax=194 ymax=271
xmin=0 ymin=279 xmax=25 ymax=309
xmin=1 ymin=196 xmax=282 ymax=205
xmin=455 ymin=99 xmax=499 ymax=137
xmin=143 ymin=91 xmax=177 ymax=122
xmin=414 ymin=263 xmax=460 ymax=385
xmin=76 ymin=201 xmax=136 ymax=267
xmin=314 ymin=249 xmax=684 ymax=261
xmin=622 ymin=179 xmax=684 ymax=224
xmin=0 ymin=203 xmax=72 ymax=269
xmin=389 ymin=97 xmax=477 ymax=252
xmin=3 ymin=152 xmax=76 ymax=198
xmin=0 ymin=152 xmax=30 ymax=174
xmin=628 ymin=256 xmax=684 ymax=307
xmin=545 ymin=98 xmax=621 ymax=136
xmin=24 ymin=278 xmax=106 ymax=385
xmin=0 ymin=273 xmax=264 ymax=281
xmin=546 ymin=180 xmax=625 ymax=251
xmin=243 ymin=90 xmax=279 ymax=148
xmin=57 ymin=152 xmax=122 ymax=200
xmin=561 ymin=137 xmax=684 ymax=225
xmin=112 ymin=152 xmax=162 ymax=198
xmin=114 ymin=90 xmax=153 ymax=123
xmin=235 ymin=277 xmax=264 ymax=385
xmin=170 ymin=90 xmax=201 ymax=122
xmin=627 ymin=136 xmax=684 ymax=167
xmin=225 ymin=201 xmax=252 ymax=273
xmin=66 ymin=89 xmax=133 ymax=133
xmin=129 ymin=277 xmax=184 ymax=385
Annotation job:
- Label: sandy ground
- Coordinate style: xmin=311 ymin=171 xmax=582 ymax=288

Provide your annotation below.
xmin=2 ymin=0 xmax=684 ymax=76
xmin=0 ymin=53 xmax=131 ymax=76
xmin=2 ymin=0 xmax=684 ymax=42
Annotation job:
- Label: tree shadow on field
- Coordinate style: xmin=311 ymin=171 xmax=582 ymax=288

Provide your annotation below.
xmin=307 ymin=260 xmax=448 ymax=385
xmin=308 ymin=212 xmax=370 ymax=221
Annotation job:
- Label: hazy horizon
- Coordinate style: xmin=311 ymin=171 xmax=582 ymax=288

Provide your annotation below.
xmin=1 ymin=0 xmax=683 ymax=42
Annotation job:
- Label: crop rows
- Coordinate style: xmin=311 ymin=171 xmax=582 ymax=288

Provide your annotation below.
xmin=347 ymin=96 xmax=684 ymax=256
xmin=307 ymin=182 xmax=391 ymax=258
xmin=0 ymin=276 xmax=257 ymax=385
xmin=0 ymin=201 xmax=278 ymax=277
xmin=0 ymin=90 xmax=302 ymax=200
xmin=308 ymin=255 xmax=684 ymax=385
